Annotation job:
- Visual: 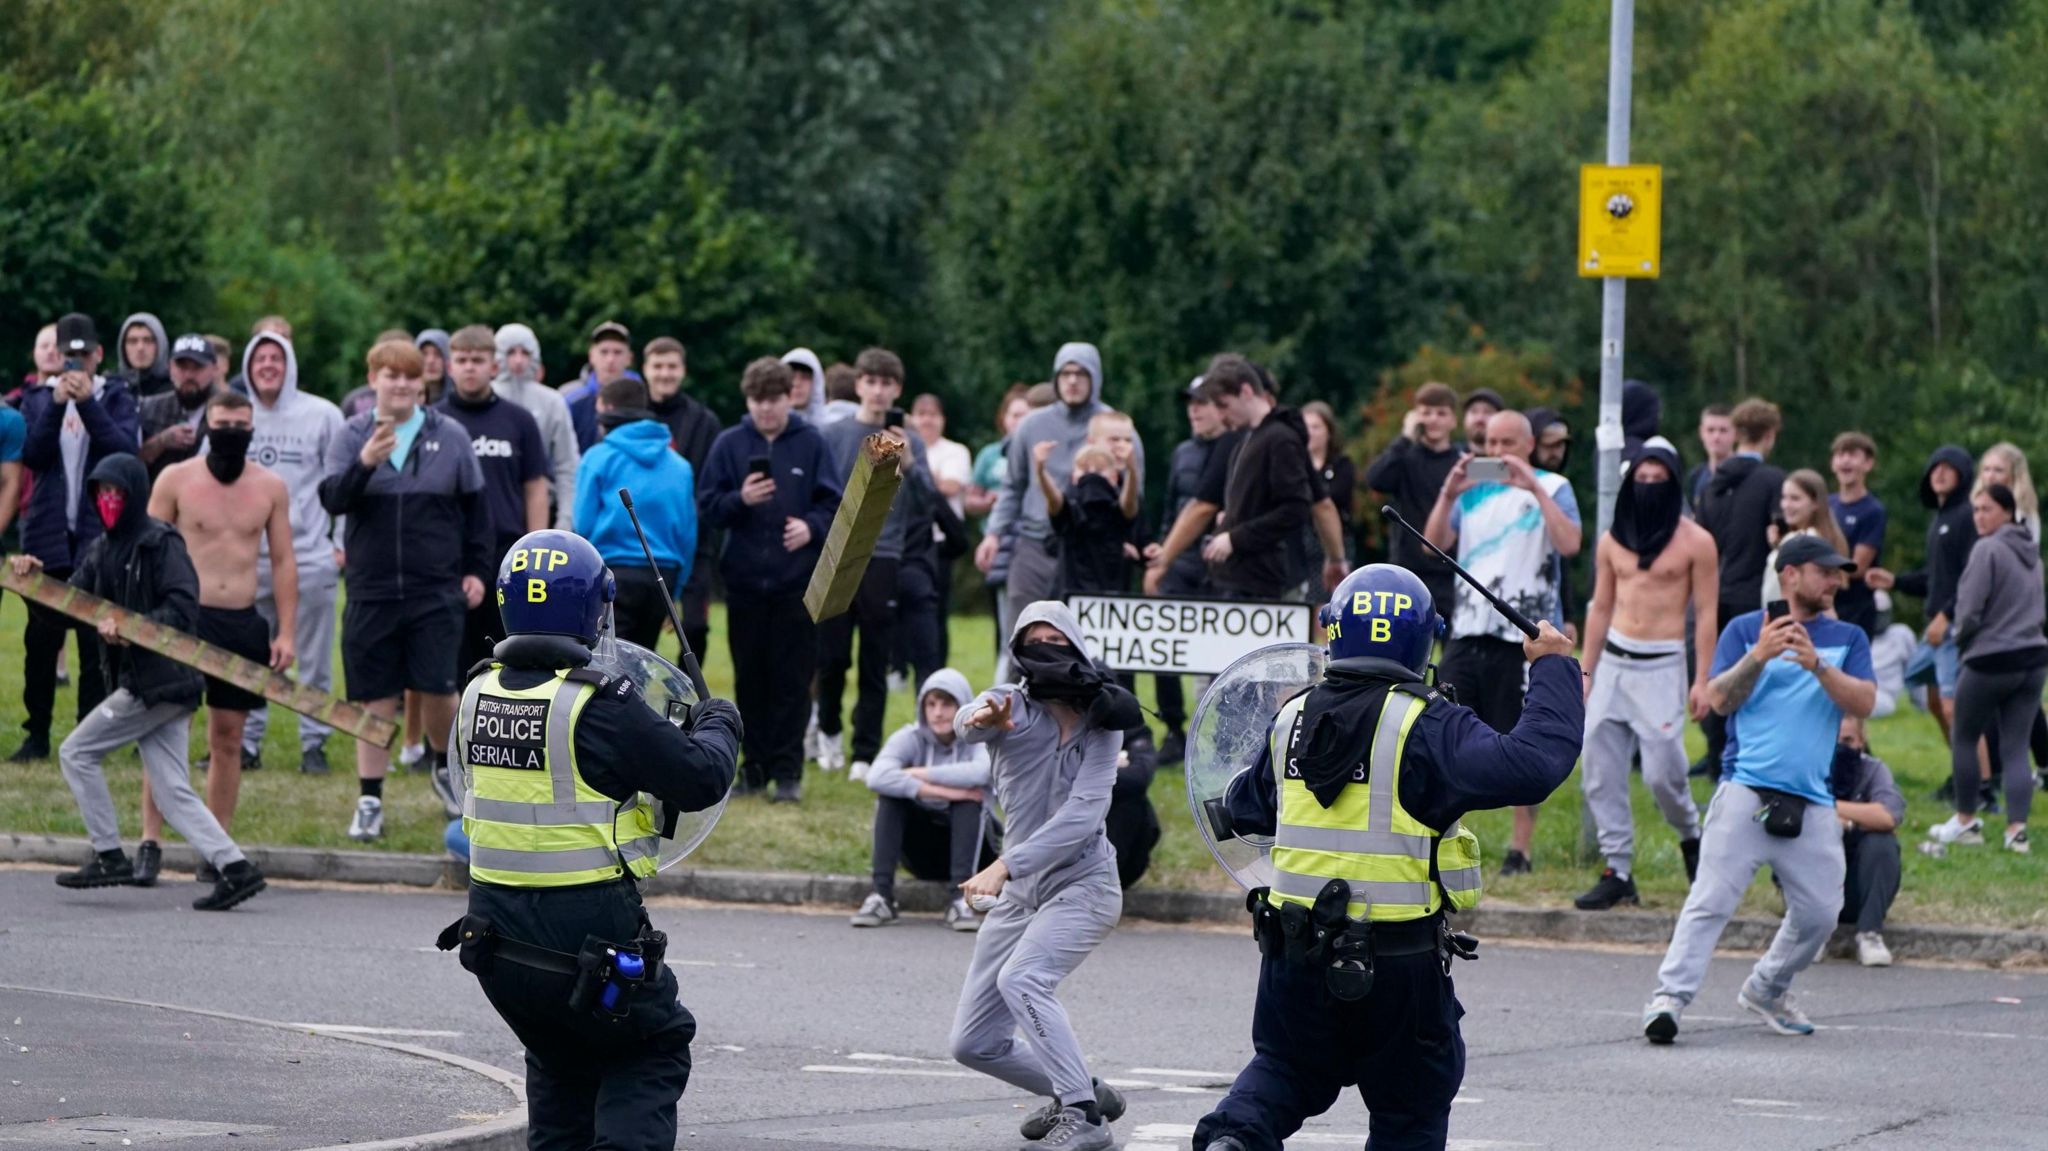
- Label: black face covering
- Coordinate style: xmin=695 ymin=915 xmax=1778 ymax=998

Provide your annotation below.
xmin=205 ymin=426 xmax=252 ymax=484
xmin=1013 ymin=641 xmax=1143 ymax=730
xmin=1613 ymin=477 xmax=1682 ymax=569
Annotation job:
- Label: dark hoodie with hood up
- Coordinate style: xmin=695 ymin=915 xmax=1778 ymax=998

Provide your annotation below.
xmin=1214 ymin=405 xmax=1316 ymax=596
xmin=68 ymin=453 xmax=203 ymax=708
xmin=118 ymin=313 xmax=171 ymax=399
xmin=1895 ymin=445 xmax=1978 ymax=623
xmin=1697 ymin=452 xmax=1785 ymax=608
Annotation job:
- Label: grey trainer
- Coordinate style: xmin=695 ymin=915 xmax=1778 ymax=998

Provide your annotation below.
xmin=1021 ymin=1080 xmax=1124 ymax=1141
xmin=1028 ymin=1107 xmax=1113 ymax=1151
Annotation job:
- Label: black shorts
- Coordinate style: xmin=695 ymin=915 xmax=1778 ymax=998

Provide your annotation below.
xmin=1440 ymin=635 xmax=1527 ymax=734
xmin=198 ymin=605 xmax=271 ymax=712
xmin=342 ymin=594 xmax=465 ymax=701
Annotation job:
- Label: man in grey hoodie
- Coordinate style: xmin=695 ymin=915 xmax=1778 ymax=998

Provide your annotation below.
xmin=977 ymin=343 xmax=1144 ymax=616
xmin=118 ymin=313 xmax=172 ymax=399
xmin=852 ymin=668 xmax=993 ymax=931
xmin=232 ymin=332 xmax=347 ymax=776
xmin=492 ymin=323 xmax=579 ymax=531
xmin=951 ymin=601 xmax=1134 ymax=1151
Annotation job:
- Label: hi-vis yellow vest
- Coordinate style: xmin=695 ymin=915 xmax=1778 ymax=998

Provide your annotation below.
xmin=458 ymin=666 xmax=660 ymax=888
xmin=1265 ymin=688 xmax=1483 ymax=922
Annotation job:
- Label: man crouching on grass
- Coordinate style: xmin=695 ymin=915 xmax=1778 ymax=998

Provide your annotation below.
xmin=12 ymin=453 xmax=266 ymax=910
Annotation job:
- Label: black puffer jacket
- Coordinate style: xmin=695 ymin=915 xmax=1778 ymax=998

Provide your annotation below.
xmin=69 ymin=454 xmax=203 ymax=708
xmin=1895 ymin=445 xmax=1978 ymax=621
xmin=1698 ymin=454 xmax=1785 ymax=607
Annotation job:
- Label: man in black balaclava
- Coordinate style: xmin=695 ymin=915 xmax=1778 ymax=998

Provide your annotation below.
xmin=9 ymin=452 xmax=268 ymax=909
xmin=127 ymin=391 xmax=299 ymax=886
xmin=1573 ymin=437 xmax=1721 ymax=910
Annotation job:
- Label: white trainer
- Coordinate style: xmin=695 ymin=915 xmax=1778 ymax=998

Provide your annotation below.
xmin=347 ymin=796 xmax=384 ymax=842
xmin=1855 ymin=931 xmax=1893 ymax=967
xmin=1926 ymin=814 xmax=1984 ymax=846
xmin=396 ymin=742 xmax=426 ymax=768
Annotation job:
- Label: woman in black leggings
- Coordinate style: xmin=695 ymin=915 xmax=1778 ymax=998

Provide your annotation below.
xmin=1930 ymin=484 xmax=2048 ymax=852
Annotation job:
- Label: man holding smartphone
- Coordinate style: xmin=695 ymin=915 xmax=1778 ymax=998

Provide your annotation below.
xmin=1423 ymin=408 xmax=1582 ymax=875
xmin=12 ymin=314 xmax=139 ymax=763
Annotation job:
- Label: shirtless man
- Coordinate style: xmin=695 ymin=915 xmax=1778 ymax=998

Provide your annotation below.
xmin=134 ymin=391 xmax=296 ymax=886
xmin=1575 ymin=438 xmax=1719 ymax=910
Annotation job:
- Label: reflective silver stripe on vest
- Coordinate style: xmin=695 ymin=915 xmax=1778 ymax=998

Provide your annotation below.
xmin=1277 ymin=825 xmax=1432 ymax=859
xmin=1440 ymin=867 xmax=1483 ymax=892
xmin=469 ymin=844 xmax=621 ymax=875
xmin=468 ymin=797 xmax=620 ymax=826
xmin=1366 ymin=696 xmax=1415 ymax=833
xmin=618 ymin=836 xmax=661 ymax=865
xmin=1271 ymin=867 xmax=1432 ymax=908
xmin=545 ymin=679 xmax=583 ymax=804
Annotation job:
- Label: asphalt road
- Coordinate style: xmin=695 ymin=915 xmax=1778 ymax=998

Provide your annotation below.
xmin=3 ymin=865 xmax=2047 ymax=1150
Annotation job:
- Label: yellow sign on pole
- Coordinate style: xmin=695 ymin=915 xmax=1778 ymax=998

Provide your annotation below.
xmin=1578 ymin=163 xmax=1661 ymax=279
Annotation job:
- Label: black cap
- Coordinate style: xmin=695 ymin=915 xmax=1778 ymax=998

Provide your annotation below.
xmin=1777 ymin=534 xmax=1856 ymax=573
xmin=589 ymin=320 xmax=631 ymax=346
xmin=55 ymin=313 xmax=98 ymax=355
xmin=170 ymin=333 xmax=216 ymax=365
xmin=1183 ymin=375 xmax=1206 ymax=397
xmin=1463 ymin=387 xmax=1505 ymax=413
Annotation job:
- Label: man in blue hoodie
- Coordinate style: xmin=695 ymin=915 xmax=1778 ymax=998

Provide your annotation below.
xmin=700 ymin=358 xmax=842 ymax=802
xmin=573 ymin=375 xmax=696 ymax=652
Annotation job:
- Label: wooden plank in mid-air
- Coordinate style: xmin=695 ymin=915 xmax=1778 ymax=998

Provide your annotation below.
xmin=804 ymin=431 xmax=907 ymax=622
xmin=0 ymin=565 xmax=400 ymax=748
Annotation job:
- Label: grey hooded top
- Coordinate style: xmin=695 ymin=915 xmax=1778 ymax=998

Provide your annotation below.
xmin=1954 ymin=521 xmax=2048 ymax=662
xmin=985 ymin=342 xmax=1145 ymax=543
xmin=962 ymin=600 xmax=1122 ymax=905
xmin=866 ymin=668 xmax=993 ymax=811
xmin=118 ymin=312 xmax=169 ymax=382
xmin=237 ymin=332 xmax=345 ymax=583
xmin=780 ymin=347 xmax=830 ymax=425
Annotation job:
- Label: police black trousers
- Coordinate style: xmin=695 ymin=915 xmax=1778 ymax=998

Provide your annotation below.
xmin=466 ymin=882 xmax=696 ymax=1151
xmin=22 ymin=587 xmax=105 ymax=743
xmin=1194 ymin=951 xmax=1465 ymax=1151
xmin=816 ymin=557 xmax=899 ymax=761
xmin=726 ymin=590 xmax=815 ymax=787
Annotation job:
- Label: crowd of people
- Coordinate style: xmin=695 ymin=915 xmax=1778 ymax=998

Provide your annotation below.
xmin=2 ymin=310 xmax=2037 ymax=954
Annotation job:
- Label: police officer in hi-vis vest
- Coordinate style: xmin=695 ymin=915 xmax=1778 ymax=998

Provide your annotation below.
xmin=1195 ymin=565 xmax=1582 ymax=1151
xmin=437 ymin=529 xmax=740 ymax=1150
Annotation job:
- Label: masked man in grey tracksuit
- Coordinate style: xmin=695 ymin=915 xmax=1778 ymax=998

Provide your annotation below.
xmin=951 ymin=602 xmax=1135 ymax=1151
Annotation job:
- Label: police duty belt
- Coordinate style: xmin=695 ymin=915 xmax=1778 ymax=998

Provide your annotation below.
xmin=0 ymin=565 xmax=399 ymax=748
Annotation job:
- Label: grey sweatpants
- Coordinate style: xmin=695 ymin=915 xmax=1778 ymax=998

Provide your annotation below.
xmin=950 ymin=872 xmax=1122 ymax=1104
xmin=1654 ymin=782 xmax=1843 ymax=1007
xmin=243 ymin=574 xmax=337 ymax=755
xmin=1950 ymin=663 xmax=2048 ymax=824
xmin=62 ymin=689 xmax=245 ymax=869
xmin=1582 ymin=636 xmax=1700 ymax=874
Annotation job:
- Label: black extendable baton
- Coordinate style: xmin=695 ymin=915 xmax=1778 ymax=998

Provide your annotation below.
xmin=1379 ymin=504 xmax=1541 ymax=639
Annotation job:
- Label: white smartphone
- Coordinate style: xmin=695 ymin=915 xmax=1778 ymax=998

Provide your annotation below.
xmin=1466 ymin=457 xmax=1511 ymax=485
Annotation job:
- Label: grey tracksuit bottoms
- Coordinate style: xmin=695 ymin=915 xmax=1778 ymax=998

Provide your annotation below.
xmin=950 ymin=871 xmax=1122 ymax=1104
xmin=62 ymin=689 xmax=246 ymax=869
xmin=1582 ymin=635 xmax=1700 ymax=874
xmin=1654 ymin=782 xmax=1843 ymax=1006
xmin=243 ymin=575 xmax=337 ymax=755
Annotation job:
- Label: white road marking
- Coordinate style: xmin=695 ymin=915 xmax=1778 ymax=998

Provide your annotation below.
xmin=291 ymin=1024 xmax=463 ymax=1037
xmin=1158 ymin=1085 xmax=1221 ymax=1094
xmin=800 ymin=1064 xmax=975 ymax=1079
xmin=1731 ymin=1113 xmax=1844 ymax=1123
xmin=707 ymin=1044 xmax=746 ymax=1053
xmin=1730 ymin=1098 xmax=1799 ymax=1108
xmin=1127 ymin=1123 xmax=1536 ymax=1148
xmin=849 ymin=1051 xmax=951 ymax=1064
xmin=1127 ymin=1066 xmax=1237 ymax=1080
xmin=1102 ymin=1078 xmax=1163 ymax=1090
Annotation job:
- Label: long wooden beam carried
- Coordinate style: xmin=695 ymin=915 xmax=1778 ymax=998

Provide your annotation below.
xmin=0 ymin=565 xmax=399 ymax=748
xmin=804 ymin=431 xmax=906 ymax=622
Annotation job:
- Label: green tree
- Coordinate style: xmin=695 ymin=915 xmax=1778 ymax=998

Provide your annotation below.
xmin=0 ymin=76 xmax=208 ymax=366
xmin=373 ymin=87 xmax=811 ymax=417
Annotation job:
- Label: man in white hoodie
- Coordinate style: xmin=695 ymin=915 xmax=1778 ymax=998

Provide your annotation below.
xmin=852 ymin=669 xmax=992 ymax=932
xmin=234 ymin=332 xmax=346 ymax=776
xmin=492 ymin=323 xmax=579 ymax=531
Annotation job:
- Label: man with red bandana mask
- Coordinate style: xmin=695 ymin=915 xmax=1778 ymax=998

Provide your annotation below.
xmin=8 ymin=452 xmax=267 ymax=909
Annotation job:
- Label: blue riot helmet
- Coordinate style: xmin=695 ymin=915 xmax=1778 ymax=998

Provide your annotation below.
xmin=1325 ymin=563 xmax=1442 ymax=675
xmin=496 ymin=530 xmax=616 ymax=645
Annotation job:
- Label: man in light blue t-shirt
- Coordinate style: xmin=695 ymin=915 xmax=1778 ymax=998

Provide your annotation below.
xmin=1642 ymin=535 xmax=1876 ymax=1045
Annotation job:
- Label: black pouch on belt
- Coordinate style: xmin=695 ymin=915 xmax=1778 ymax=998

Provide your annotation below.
xmin=435 ymin=914 xmax=497 ymax=975
xmin=1279 ymin=902 xmax=1313 ymax=964
xmin=1751 ymin=787 xmax=1806 ymax=839
xmin=568 ymin=935 xmax=617 ymax=1017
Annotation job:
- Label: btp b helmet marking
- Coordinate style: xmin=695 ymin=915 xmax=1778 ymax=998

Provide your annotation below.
xmin=496 ymin=529 xmax=616 ymax=645
xmin=1325 ymin=564 xmax=1442 ymax=674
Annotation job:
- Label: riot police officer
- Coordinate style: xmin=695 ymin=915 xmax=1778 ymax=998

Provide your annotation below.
xmin=437 ymin=529 xmax=740 ymax=1151
xmin=1193 ymin=564 xmax=1582 ymax=1151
